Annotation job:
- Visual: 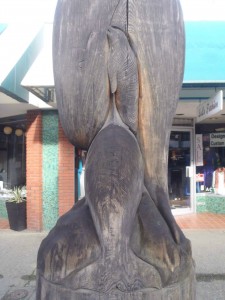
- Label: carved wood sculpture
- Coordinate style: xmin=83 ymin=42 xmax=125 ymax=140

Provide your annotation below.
xmin=36 ymin=0 xmax=196 ymax=299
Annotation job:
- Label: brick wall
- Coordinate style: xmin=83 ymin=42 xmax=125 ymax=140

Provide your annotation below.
xmin=58 ymin=122 xmax=75 ymax=216
xmin=26 ymin=112 xmax=75 ymax=230
xmin=26 ymin=110 xmax=43 ymax=230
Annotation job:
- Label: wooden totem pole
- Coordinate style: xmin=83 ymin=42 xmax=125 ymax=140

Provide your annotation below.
xmin=36 ymin=0 xmax=196 ymax=299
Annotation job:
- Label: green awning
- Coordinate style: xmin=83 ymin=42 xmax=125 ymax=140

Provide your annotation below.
xmin=0 ymin=24 xmax=43 ymax=102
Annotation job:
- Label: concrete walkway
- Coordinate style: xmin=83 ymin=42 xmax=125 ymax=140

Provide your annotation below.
xmin=0 ymin=229 xmax=225 ymax=299
xmin=185 ymin=229 xmax=225 ymax=300
xmin=0 ymin=230 xmax=46 ymax=300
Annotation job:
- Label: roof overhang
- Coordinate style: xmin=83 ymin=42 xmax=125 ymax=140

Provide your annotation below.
xmin=0 ymin=23 xmax=55 ymax=119
xmin=21 ymin=24 xmax=56 ymax=106
xmin=20 ymin=21 xmax=225 ymax=124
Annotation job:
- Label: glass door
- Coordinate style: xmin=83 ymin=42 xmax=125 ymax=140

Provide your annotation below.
xmin=168 ymin=129 xmax=193 ymax=212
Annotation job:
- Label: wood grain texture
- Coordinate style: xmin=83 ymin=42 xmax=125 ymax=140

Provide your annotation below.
xmin=53 ymin=0 xmax=117 ymax=148
xmin=53 ymin=0 xmax=184 ymax=224
xmin=37 ymin=0 xmax=195 ymax=298
xmin=37 ymin=198 xmax=101 ymax=283
xmin=131 ymin=188 xmax=193 ymax=286
xmin=127 ymin=0 xmax=185 ymax=243
xmin=53 ymin=0 xmax=140 ymax=148
xmin=107 ymin=27 xmax=139 ymax=133
xmin=37 ymin=268 xmax=196 ymax=299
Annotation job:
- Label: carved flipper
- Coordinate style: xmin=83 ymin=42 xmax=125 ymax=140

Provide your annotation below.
xmin=37 ymin=198 xmax=101 ymax=283
xmin=131 ymin=187 xmax=193 ymax=286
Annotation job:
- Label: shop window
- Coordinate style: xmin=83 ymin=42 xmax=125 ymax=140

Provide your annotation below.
xmin=168 ymin=131 xmax=191 ymax=209
xmin=196 ymin=124 xmax=225 ymax=195
xmin=0 ymin=126 xmax=26 ymax=190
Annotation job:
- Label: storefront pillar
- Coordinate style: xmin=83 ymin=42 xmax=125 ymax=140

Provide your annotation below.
xmin=26 ymin=111 xmax=75 ymax=231
xmin=42 ymin=111 xmax=59 ymax=230
xmin=58 ymin=122 xmax=75 ymax=216
xmin=26 ymin=110 xmax=43 ymax=231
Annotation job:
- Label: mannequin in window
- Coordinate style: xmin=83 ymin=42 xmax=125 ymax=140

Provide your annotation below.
xmin=213 ymin=167 xmax=225 ymax=195
xmin=203 ymin=147 xmax=219 ymax=189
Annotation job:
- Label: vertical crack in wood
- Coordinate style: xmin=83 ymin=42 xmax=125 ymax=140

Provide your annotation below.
xmin=126 ymin=0 xmax=129 ymax=35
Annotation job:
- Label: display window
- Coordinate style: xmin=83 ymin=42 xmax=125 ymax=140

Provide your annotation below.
xmin=168 ymin=130 xmax=192 ymax=210
xmin=0 ymin=123 xmax=26 ymax=190
xmin=196 ymin=124 xmax=225 ymax=195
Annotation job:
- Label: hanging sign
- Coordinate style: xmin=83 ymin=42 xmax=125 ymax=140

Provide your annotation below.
xmin=196 ymin=90 xmax=223 ymax=123
xmin=210 ymin=133 xmax=225 ymax=147
xmin=196 ymin=134 xmax=203 ymax=166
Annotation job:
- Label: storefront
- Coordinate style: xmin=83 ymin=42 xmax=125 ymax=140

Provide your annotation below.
xmin=0 ymin=23 xmax=70 ymax=230
xmin=195 ymin=124 xmax=225 ymax=214
xmin=1 ymin=20 xmax=225 ymax=230
xmin=169 ymin=110 xmax=225 ymax=216
xmin=23 ymin=21 xmax=224 ymax=220
xmin=169 ymin=20 xmax=225 ymax=215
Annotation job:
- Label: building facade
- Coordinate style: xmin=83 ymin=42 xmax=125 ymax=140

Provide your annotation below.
xmin=0 ymin=21 xmax=225 ymax=230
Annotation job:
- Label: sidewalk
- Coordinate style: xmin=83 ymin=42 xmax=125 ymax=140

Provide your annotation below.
xmin=0 ymin=227 xmax=225 ymax=299
xmin=0 ymin=230 xmax=47 ymax=300
xmin=185 ymin=229 xmax=225 ymax=300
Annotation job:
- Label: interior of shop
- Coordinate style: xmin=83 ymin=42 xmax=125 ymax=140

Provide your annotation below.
xmin=0 ymin=118 xmax=26 ymax=190
xmin=196 ymin=123 xmax=225 ymax=196
xmin=168 ymin=130 xmax=191 ymax=210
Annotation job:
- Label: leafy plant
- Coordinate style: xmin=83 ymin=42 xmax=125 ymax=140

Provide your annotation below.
xmin=7 ymin=186 xmax=26 ymax=203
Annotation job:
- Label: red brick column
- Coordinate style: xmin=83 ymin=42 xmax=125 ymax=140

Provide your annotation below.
xmin=26 ymin=110 xmax=43 ymax=230
xmin=58 ymin=122 xmax=75 ymax=216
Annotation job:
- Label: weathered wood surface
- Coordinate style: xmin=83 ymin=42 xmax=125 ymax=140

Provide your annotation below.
xmin=37 ymin=118 xmax=195 ymax=297
xmin=37 ymin=0 xmax=196 ymax=298
xmin=37 ymin=267 xmax=196 ymax=299
xmin=53 ymin=0 xmax=185 ymax=242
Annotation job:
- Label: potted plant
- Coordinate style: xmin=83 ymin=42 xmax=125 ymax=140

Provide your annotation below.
xmin=5 ymin=186 xmax=26 ymax=231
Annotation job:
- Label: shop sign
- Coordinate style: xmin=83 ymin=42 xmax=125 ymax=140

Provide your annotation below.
xmin=210 ymin=133 xmax=225 ymax=147
xmin=196 ymin=90 xmax=223 ymax=123
xmin=196 ymin=134 xmax=203 ymax=166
